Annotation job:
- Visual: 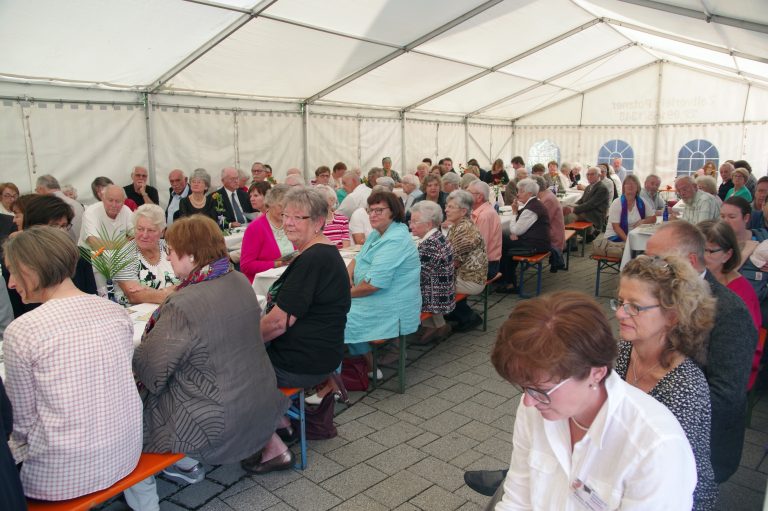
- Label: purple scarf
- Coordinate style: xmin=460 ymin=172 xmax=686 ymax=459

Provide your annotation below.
xmin=617 ymin=195 xmax=646 ymax=240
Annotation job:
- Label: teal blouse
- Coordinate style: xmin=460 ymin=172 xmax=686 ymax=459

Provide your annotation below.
xmin=725 ymin=186 xmax=752 ymax=203
xmin=344 ymin=221 xmax=421 ymax=344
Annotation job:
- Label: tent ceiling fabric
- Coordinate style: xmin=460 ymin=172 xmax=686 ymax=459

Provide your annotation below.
xmin=1 ymin=0 xmax=767 ymax=120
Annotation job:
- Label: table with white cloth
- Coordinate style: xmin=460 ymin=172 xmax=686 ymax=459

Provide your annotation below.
xmin=224 ymin=226 xmax=247 ymax=252
xmin=559 ymin=189 xmax=584 ymax=206
xmin=251 ymin=249 xmax=356 ymax=297
xmin=620 ymin=222 xmax=664 ymax=269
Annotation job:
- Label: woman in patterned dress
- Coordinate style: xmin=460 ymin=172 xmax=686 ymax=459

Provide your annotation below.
xmin=115 ymin=204 xmax=178 ymax=305
xmin=410 ymin=200 xmax=454 ymax=343
xmin=613 ymin=255 xmax=718 ymax=510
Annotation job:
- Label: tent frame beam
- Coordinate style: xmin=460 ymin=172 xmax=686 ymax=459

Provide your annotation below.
xmin=303 ymin=0 xmax=504 ymax=104
xmin=402 ymin=19 xmax=602 ymax=113
xmin=616 ymin=0 xmax=768 ymax=35
xmin=150 ymin=0 xmax=277 ymax=93
xmin=602 ymin=17 xmax=768 ymax=65
xmin=467 ymin=42 xmax=636 ymax=118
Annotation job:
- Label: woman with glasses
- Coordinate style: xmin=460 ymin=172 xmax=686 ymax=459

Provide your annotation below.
xmin=345 ymin=191 xmax=421 ymax=377
xmin=240 ymin=184 xmax=296 ymax=282
xmin=490 ymin=290 xmax=696 ymax=510
xmin=4 ymin=195 xmax=97 ymax=318
xmin=614 ymin=255 xmax=718 ymax=510
xmin=0 ymin=183 xmax=19 ymax=216
xmin=242 ymin=186 xmax=351 ymax=472
xmin=698 ymin=220 xmax=761 ymax=329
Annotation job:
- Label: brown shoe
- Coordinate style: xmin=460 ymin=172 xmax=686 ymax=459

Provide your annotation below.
xmin=419 ymin=327 xmax=437 ymax=342
xmin=241 ymin=449 xmax=294 ymax=474
xmin=433 ymin=324 xmax=452 ymax=342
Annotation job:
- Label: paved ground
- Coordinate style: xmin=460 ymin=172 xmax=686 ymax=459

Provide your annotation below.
xmin=105 ymin=250 xmax=768 ymax=510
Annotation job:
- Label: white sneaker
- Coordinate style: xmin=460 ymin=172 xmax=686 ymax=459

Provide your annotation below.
xmin=368 ymin=369 xmax=384 ymax=380
xmin=162 ymin=462 xmax=205 ymax=484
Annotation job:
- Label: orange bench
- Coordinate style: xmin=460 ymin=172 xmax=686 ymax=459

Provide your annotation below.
xmin=26 ymin=452 xmax=184 ymax=511
xmin=564 ymin=221 xmax=593 ymax=257
xmin=590 ymin=254 xmax=621 ymax=297
xmin=563 ymin=229 xmax=576 ymax=271
xmin=512 ymin=252 xmax=549 ymax=298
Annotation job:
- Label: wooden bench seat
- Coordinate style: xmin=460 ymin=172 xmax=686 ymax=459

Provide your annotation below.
xmin=564 ymin=221 xmax=593 ymax=257
xmin=590 ymin=254 xmax=621 ymax=297
xmin=26 ymin=452 xmax=185 ymax=511
xmin=512 ymin=252 xmax=549 ymax=298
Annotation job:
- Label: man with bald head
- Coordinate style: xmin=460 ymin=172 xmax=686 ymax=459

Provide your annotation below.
xmin=645 ymin=221 xmax=756 ymax=484
xmin=216 ymin=167 xmax=253 ymax=228
xmin=124 ymin=166 xmax=159 ymax=207
xmin=166 ymin=169 xmax=189 ymax=225
xmin=79 ymin=185 xmax=134 ymax=249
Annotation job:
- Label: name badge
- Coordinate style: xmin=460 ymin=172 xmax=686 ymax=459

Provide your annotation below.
xmin=570 ymin=478 xmax=608 ymax=511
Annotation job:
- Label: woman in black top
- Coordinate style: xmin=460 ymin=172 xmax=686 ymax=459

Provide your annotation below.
xmin=177 ymin=168 xmax=219 ymax=223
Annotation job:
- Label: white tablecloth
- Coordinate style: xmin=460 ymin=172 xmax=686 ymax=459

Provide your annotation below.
xmin=252 ymin=253 xmax=355 ymax=297
xmin=559 ymin=190 xmax=583 ymax=206
xmin=620 ymin=223 xmax=664 ymax=269
xmin=224 ymin=227 xmax=247 ymax=252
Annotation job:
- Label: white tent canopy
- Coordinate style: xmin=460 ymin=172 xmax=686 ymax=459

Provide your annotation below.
xmin=1 ymin=0 xmax=766 ymax=202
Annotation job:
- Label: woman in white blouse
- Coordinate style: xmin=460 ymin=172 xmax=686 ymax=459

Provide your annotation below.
xmin=604 ymin=174 xmax=656 ymax=242
xmin=115 ymin=204 xmax=178 ymax=304
xmin=488 ymin=291 xmax=696 ymax=510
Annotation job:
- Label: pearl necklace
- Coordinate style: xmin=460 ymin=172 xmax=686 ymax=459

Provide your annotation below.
xmin=570 ymin=417 xmax=590 ymax=432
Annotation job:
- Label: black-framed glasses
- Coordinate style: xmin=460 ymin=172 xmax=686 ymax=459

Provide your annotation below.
xmin=609 ymin=298 xmax=661 ymax=317
xmin=281 ymin=214 xmax=310 ymax=222
xmin=164 ymin=245 xmax=173 ymax=256
xmin=368 ymin=207 xmax=390 ymax=216
xmin=523 ymin=378 xmax=571 ymax=404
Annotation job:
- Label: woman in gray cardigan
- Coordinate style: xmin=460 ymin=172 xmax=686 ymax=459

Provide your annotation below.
xmin=130 ymin=216 xmax=289 ymax=508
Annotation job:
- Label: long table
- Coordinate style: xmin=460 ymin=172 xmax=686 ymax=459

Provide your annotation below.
xmin=252 ymin=250 xmax=357 ymax=296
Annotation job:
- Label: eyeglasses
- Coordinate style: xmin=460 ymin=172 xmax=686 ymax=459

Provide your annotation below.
xmin=50 ymin=222 xmax=73 ymax=231
xmin=2 ymin=193 xmax=18 ymax=199
xmin=164 ymin=245 xmax=174 ymax=256
xmin=609 ymin=298 xmax=661 ymax=317
xmin=368 ymin=207 xmax=389 ymax=216
xmin=704 ymin=247 xmax=724 ymax=254
xmin=281 ymin=214 xmax=311 ymax=222
xmin=523 ymin=378 xmax=571 ymax=404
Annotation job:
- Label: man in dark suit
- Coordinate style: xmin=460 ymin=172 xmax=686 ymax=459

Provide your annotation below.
xmin=562 ymin=166 xmax=608 ymax=238
xmin=123 ymin=166 xmax=159 ymax=208
xmin=216 ymin=167 xmax=253 ymax=228
xmin=646 ymin=221 xmax=756 ymax=483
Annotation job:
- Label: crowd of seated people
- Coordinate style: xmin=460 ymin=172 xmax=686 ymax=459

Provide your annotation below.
xmin=0 ymin=153 xmax=764 ymax=509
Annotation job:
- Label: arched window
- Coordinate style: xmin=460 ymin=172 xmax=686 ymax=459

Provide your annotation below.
xmin=677 ymin=139 xmax=719 ymax=176
xmin=597 ymin=140 xmax=634 ymax=170
xmin=528 ymin=140 xmax=560 ymax=169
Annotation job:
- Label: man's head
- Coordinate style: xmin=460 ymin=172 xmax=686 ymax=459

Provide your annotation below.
xmin=168 ymin=169 xmax=187 ymax=195
xmin=585 ymin=166 xmax=600 ymax=185
xmin=516 ymin=178 xmax=539 ymax=204
xmin=645 ymin=221 xmax=706 ymax=272
xmin=612 ymin=158 xmax=622 ymax=172
xmin=468 ymin=181 xmax=490 ymax=209
xmin=131 ymin=166 xmax=149 ymax=189
xmin=531 ymin=163 xmax=545 ymax=176
xmin=285 ymin=174 xmax=305 ymax=187
xmin=342 ymin=170 xmax=360 ymax=193
xmin=382 ymin=157 xmax=392 ymax=171
xmin=675 ymin=176 xmax=697 ymax=203
xmin=34 ymin=174 xmax=61 ymax=195
xmin=422 ymin=157 xmax=432 ymax=166
xmin=719 ymin=162 xmax=734 ymax=182
xmin=754 ymin=177 xmax=768 ymax=210
xmin=644 ymin=174 xmax=661 ymax=195
xmin=511 ymin=156 xmax=525 ymax=170
xmin=91 ymin=176 xmax=114 ymax=201
xmin=441 ymin=158 xmax=453 ymax=175
xmin=332 ymin=162 xmax=347 ymax=178
xmin=251 ymin=162 xmax=267 ymax=182
xmin=102 ymin=185 xmax=126 ymax=219
xmin=560 ymin=162 xmax=571 ymax=175
xmin=598 ymin=164 xmax=608 ymax=179
xmin=220 ymin=167 xmax=239 ymax=192
xmin=401 ymin=174 xmax=420 ymax=195
xmin=442 ymin=172 xmax=460 ymax=193
xmin=515 ymin=167 xmax=528 ymax=181
xmin=415 ymin=162 xmax=429 ymax=180
xmin=547 ymin=161 xmax=558 ymax=176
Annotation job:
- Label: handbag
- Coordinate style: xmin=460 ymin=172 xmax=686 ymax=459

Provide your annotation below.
xmin=592 ymin=234 xmax=625 ymax=259
xmin=291 ymin=392 xmax=337 ymax=440
xmin=340 ymin=356 xmax=369 ymax=391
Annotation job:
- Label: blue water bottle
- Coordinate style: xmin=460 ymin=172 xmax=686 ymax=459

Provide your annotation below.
xmin=662 ymin=204 xmax=669 ymax=222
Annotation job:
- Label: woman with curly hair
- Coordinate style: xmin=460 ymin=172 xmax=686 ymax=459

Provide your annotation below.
xmin=613 ymin=255 xmax=718 ymax=510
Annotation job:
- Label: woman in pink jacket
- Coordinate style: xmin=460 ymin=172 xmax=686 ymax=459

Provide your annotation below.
xmin=240 ymin=185 xmax=296 ymax=282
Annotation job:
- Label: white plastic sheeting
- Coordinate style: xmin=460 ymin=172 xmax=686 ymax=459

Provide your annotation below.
xmin=1 ymin=0 xmax=767 ymax=197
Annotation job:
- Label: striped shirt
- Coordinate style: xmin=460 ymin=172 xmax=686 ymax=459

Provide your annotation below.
xmin=323 ymin=213 xmax=350 ymax=248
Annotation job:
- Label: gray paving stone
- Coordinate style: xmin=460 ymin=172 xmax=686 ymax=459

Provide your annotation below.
xmin=456 ymin=500 xmax=485 ymax=511
xmin=457 ymin=351 xmax=491 ymax=368
xmin=472 ymin=390 xmax=509 ymax=408
xmin=479 ymin=378 xmax=520 ymax=398
xmin=308 ymin=435 xmax=349 ymax=454
xmin=422 ymin=432 xmax=479 ymax=462
xmin=432 ymin=360 xmax=472 ymax=378
xmin=320 ymin=464 xmax=388 ymax=500
xmin=406 ymin=395 xmax=456 ymax=419
xmin=725 ymin=465 xmax=768 ymax=492
xmin=223 ymin=483 xmax=280 ymax=511
xmin=435 ymin=382 xmax=482 ymax=403
xmin=452 ymin=371 xmax=488 ymax=386
xmin=264 ymin=504 xmax=297 ymax=511
xmin=454 ymin=484 xmax=495 ymax=507
xmin=410 ymin=484 xmax=467 ymax=511
xmin=217 ymin=477 xmax=259 ymax=499
xmin=451 ymin=400 xmax=504 ymax=424
xmin=490 ymin=414 xmax=517 ymax=434
xmin=449 ymin=449 xmax=488 ymax=470
xmin=408 ymin=456 xmax=467 ymax=491
xmin=368 ymin=388 xmax=395 ymax=400
xmin=420 ymin=409 xmax=473 ymax=435
xmin=337 ymin=419 xmax=377 ymax=441
xmin=198 ymin=498 xmax=236 ymax=511
xmin=366 ymin=443 xmax=429 ymax=475
xmin=252 ymin=466 xmax=302 ymax=491
xmin=408 ymin=431 xmax=440 ymax=448
xmin=365 ymin=471 xmax=433 ymax=508
xmin=367 ymin=420 xmax=424 ymax=448
xmin=371 ymin=392 xmax=425 ymax=415
xmin=207 ymin=463 xmax=247 ymax=486
xmin=331 ymin=493 xmax=389 ymax=511
xmin=392 ymin=503 xmax=421 ymax=511
xmin=169 ymin=479 xmax=225 ymax=508
xmin=160 ymin=502 xmax=189 ymax=511
xmin=475 ymin=436 xmax=513 ymax=463
xmin=422 ymin=374 xmax=459 ymax=390
xmin=273 ymin=477 xmax=341 ymax=511
xmin=156 ymin=477 xmax=183 ymax=499
xmin=402 ymin=382 xmax=441 ymax=400
xmin=325 ymin=437 xmax=388 ymax=467
xmin=356 ymin=409 xmax=401 ymax=430
xmin=334 ymin=402 xmax=377 ymax=425
xmin=297 ymin=450 xmax=346 ymax=484
xmin=395 ymin=409 xmax=427 ymax=425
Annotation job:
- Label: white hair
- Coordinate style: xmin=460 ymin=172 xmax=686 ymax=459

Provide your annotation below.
xmin=411 ymin=200 xmax=444 ymax=227
xmin=469 ymin=180 xmax=490 ymax=201
xmin=285 ymin=174 xmax=305 ymax=186
xmin=315 ymin=184 xmax=338 ymax=208
xmin=376 ymin=176 xmax=396 ymax=191
xmin=517 ymin=178 xmax=539 ymax=195
xmin=134 ymin=204 xmax=166 ymax=231
xmin=401 ymin=174 xmax=420 ymax=186
xmin=442 ymin=172 xmax=460 ymax=185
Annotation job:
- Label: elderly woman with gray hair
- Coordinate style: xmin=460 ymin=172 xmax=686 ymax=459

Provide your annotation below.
xmin=445 ymin=190 xmax=488 ymax=331
xmin=114 ymin=204 xmax=179 ymax=305
xmin=410 ymin=200 xmax=455 ymax=343
xmin=316 ymin=184 xmax=351 ymax=248
xmin=241 ymin=184 xmax=295 ymax=282
xmin=178 ymin=168 xmax=219 ymax=222
xmin=499 ymin=178 xmax=550 ymax=293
